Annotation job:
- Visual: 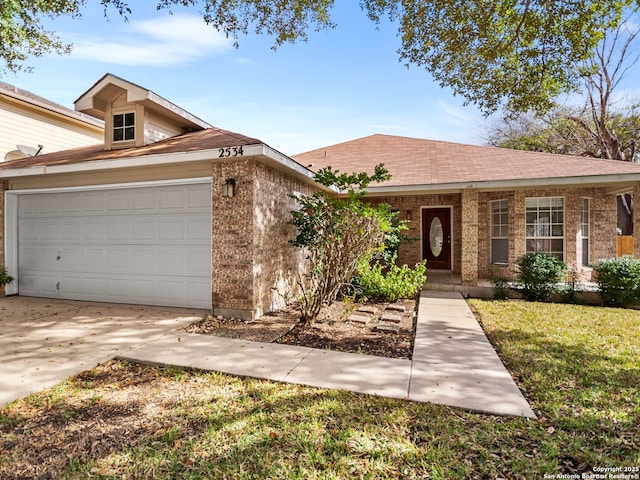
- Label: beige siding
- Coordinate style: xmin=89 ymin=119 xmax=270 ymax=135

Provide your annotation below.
xmin=0 ymin=180 xmax=4 ymax=295
xmin=144 ymin=110 xmax=185 ymax=144
xmin=0 ymin=102 xmax=102 ymax=161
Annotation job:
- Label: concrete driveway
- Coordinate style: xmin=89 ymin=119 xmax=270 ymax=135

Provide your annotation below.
xmin=0 ymin=296 xmax=207 ymax=407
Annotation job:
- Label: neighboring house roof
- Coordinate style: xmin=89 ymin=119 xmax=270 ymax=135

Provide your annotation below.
xmin=0 ymin=81 xmax=104 ymax=129
xmin=293 ymin=134 xmax=640 ymax=193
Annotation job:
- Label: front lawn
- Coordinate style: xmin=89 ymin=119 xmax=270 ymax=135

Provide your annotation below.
xmin=1 ymin=301 xmax=638 ymax=478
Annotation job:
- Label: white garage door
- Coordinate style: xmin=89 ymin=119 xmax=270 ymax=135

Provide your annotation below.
xmin=15 ymin=181 xmax=212 ymax=309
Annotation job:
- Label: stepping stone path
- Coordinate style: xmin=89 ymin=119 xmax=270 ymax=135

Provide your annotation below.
xmin=373 ymin=322 xmax=400 ymax=333
xmin=347 ymin=303 xmax=411 ymax=334
xmin=375 ymin=304 xmax=409 ymax=334
xmin=347 ymin=314 xmax=371 ymax=325
xmin=380 ymin=312 xmax=402 ymax=323
xmin=357 ymin=305 xmax=379 ymax=315
xmin=385 ymin=304 xmax=406 ymax=313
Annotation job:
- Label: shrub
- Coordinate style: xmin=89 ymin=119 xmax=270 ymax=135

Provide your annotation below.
xmin=559 ymin=265 xmax=583 ymax=305
xmin=289 ymin=164 xmax=393 ymax=322
xmin=354 ymin=255 xmax=427 ymax=302
xmin=0 ymin=267 xmax=13 ymax=287
xmin=515 ymin=253 xmax=567 ymax=302
xmin=489 ymin=265 xmax=510 ymax=300
xmin=592 ymin=256 xmax=640 ymax=308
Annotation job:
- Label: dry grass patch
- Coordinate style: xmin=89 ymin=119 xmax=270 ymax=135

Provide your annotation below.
xmin=0 ymin=301 xmax=638 ymax=478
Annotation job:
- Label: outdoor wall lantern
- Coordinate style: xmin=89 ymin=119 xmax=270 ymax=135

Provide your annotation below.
xmin=406 ymin=210 xmax=412 ymax=221
xmin=222 ymin=178 xmax=236 ymax=198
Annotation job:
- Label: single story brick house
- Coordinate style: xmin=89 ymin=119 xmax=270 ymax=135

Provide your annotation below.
xmin=293 ymin=134 xmax=640 ymax=288
xmin=2 ymin=74 xmax=640 ymax=319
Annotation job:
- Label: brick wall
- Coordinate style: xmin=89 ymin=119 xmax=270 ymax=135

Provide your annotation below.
xmin=634 ymin=185 xmax=640 ymax=258
xmin=252 ymin=162 xmax=315 ymax=317
xmin=211 ymin=159 xmax=256 ymax=318
xmin=478 ymin=191 xmax=516 ymax=280
xmin=370 ymin=186 xmax=617 ymax=284
xmin=211 ymin=158 xmax=316 ymax=320
xmin=461 ymin=189 xmax=479 ymax=284
xmin=478 ymin=187 xmax=617 ymax=281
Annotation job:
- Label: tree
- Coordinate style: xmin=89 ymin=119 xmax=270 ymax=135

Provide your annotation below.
xmin=487 ymin=105 xmax=640 ymax=160
xmin=487 ymin=12 xmax=640 ymax=233
xmin=289 ymin=164 xmax=393 ymax=322
xmin=1 ymin=1 xmax=76 ymax=74
xmin=1 ymin=0 xmax=638 ymax=115
xmin=0 ymin=0 xmax=132 ymax=75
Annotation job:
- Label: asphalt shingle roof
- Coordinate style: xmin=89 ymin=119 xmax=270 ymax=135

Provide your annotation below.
xmin=293 ymin=134 xmax=640 ymax=187
xmin=0 ymin=127 xmax=261 ymax=171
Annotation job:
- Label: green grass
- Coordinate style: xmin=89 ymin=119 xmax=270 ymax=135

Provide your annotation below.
xmin=1 ymin=301 xmax=638 ymax=478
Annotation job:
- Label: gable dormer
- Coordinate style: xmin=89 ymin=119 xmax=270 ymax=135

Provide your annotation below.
xmin=74 ymin=73 xmax=210 ymax=151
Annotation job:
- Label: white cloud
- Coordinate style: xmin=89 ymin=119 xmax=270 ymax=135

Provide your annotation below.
xmin=436 ymin=99 xmax=476 ymax=124
xmin=71 ymin=14 xmax=231 ymax=66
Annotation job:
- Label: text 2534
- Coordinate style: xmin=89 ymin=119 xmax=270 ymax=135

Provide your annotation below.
xmin=218 ymin=146 xmax=244 ymax=158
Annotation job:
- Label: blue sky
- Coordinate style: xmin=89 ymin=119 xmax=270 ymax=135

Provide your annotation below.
xmin=3 ymin=2 xmax=491 ymax=155
xmin=5 ymin=2 xmax=639 ymax=156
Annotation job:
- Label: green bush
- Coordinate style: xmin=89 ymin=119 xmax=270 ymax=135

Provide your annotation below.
xmin=354 ymin=255 xmax=427 ymax=302
xmin=515 ymin=253 xmax=567 ymax=302
xmin=489 ymin=265 xmax=510 ymax=300
xmin=0 ymin=267 xmax=13 ymax=287
xmin=592 ymin=256 xmax=640 ymax=308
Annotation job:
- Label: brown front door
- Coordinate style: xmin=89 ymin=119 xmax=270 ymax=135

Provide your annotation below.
xmin=422 ymin=208 xmax=452 ymax=270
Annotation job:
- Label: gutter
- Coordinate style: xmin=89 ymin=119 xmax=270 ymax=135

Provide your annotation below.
xmin=4 ymin=143 xmax=635 ymax=194
xmin=364 ymin=173 xmax=640 ymax=196
xmin=0 ymin=142 xmax=332 ymax=191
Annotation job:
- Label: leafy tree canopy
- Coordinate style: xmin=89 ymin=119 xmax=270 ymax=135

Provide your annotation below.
xmin=2 ymin=0 xmax=639 ymax=114
xmin=486 ymin=105 xmax=640 ymax=162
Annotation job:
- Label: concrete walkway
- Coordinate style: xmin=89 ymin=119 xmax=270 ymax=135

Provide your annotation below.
xmin=123 ymin=291 xmax=536 ymax=418
xmin=410 ymin=291 xmax=535 ymax=417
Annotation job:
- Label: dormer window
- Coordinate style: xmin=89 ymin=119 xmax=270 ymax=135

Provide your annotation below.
xmin=113 ymin=112 xmax=135 ymax=142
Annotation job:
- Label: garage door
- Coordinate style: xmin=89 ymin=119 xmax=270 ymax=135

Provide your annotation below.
xmin=15 ymin=181 xmax=212 ymax=309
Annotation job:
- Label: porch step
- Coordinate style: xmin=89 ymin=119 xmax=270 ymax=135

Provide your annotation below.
xmin=424 ymin=282 xmax=495 ymax=299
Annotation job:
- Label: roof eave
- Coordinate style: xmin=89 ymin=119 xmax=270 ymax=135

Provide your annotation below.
xmin=0 ymin=91 xmax=105 ymax=131
xmin=0 ymin=143 xmax=323 ymax=188
xmin=364 ymin=174 xmax=640 ymax=196
xmin=74 ymin=73 xmax=210 ymax=130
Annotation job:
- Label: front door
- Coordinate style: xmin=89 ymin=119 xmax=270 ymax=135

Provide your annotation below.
xmin=422 ymin=208 xmax=452 ymax=270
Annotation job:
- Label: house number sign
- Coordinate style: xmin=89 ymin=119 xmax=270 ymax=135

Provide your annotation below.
xmin=218 ymin=146 xmax=244 ymax=158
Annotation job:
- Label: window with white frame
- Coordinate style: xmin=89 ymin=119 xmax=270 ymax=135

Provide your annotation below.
xmin=113 ymin=112 xmax=135 ymax=142
xmin=490 ymin=199 xmax=509 ymax=264
xmin=581 ymin=198 xmax=590 ymax=266
xmin=525 ymin=197 xmax=564 ymax=260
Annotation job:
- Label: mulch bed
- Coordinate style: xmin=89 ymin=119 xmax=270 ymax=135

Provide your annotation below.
xmin=182 ymin=298 xmax=418 ymax=360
